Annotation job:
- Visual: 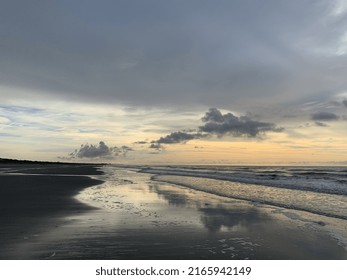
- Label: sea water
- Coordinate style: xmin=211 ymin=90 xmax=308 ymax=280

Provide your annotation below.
xmin=141 ymin=165 xmax=347 ymax=219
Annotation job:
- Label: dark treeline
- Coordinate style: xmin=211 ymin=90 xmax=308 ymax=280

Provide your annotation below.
xmin=0 ymin=157 xmax=103 ymax=166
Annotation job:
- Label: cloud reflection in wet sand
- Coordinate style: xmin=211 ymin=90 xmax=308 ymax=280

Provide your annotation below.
xmin=17 ymin=167 xmax=347 ymax=259
xmin=149 ymin=182 xmax=269 ymax=232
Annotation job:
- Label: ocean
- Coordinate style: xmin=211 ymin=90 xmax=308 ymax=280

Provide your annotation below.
xmin=139 ymin=165 xmax=347 ymax=220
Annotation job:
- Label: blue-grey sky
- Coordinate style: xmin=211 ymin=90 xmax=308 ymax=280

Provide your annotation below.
xmin=1 ymin=0 xmax=347 ymax=163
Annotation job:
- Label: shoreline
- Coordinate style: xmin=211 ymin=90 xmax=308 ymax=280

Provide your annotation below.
xmin=0 ymin=164 xmax=104 ymax=259
xmin=1 ymin=164 xmax=346 ymax=259
xmin=151 ymin=175 xmax=347 ymax=220
xmin=73 ymin=167 xmax=347 ymax=259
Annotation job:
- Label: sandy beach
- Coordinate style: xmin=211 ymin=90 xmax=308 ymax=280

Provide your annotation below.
xmin=0 ymin=164 xmax=103 ymax=259
xmin=0 ymin=164 xmax=346 ymax=260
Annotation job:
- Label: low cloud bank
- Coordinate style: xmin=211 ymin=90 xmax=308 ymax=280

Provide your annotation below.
xmin=68 ymin=141 xmax=133 ymax=159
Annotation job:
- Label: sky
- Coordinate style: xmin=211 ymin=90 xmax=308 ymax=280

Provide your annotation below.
xmin=1 ymin=0 xmax=347 ymax=165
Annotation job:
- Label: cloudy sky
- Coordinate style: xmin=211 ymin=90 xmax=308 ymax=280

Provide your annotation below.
xmin=1 ymin=0 xmax=347 ymax=164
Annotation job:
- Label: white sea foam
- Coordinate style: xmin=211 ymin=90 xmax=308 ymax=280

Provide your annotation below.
xmin=141 ymin=166 xmax=347 ymax=195
xmin=152 ymin=175 xmax=347 ymax=220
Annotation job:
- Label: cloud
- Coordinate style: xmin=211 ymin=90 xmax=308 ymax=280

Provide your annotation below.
xmin=199 ymin=108 xmax=283 ymax=137
xmin=329 ymin=100 xmax=342 ymax=107
xmin=0 ymin=116 xmax=11 ymax=124
xmin=155 ymin=131 xmax=204 ymax=144
xmin=149 ymin=142 xmax=163 ymax=151
xmin=134 ymin=141 xmax=148 ymax=144
xmin=343 ymin=100 xmax=347 ymax=107
xmin=315 ymin=121 xmax=329 ymax=127
xmin=311 ymin=112 xmax=340 ymax=121
xmin=68 ymin=141 xmax=133 ymax=159
xmin=150 ymin=108 xmax=282 ymax=147
xmin=1 ymin=1 xmax=347 ymax=112
xmin=288 ymin=145 xmax=307 ymax=149
xmin=0 ymin=132 xmax=19 ymax=137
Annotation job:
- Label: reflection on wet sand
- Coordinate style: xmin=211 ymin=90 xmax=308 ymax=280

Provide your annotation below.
xmin=14 ymin=167 xmax=347 ymax=259
xmin=200 ymin=208 xmax=264 ymax=232
xmin=149 ymin=182 xmax=268 ymax=233
xmin=146 ymin=181 xmax=347 ymax=259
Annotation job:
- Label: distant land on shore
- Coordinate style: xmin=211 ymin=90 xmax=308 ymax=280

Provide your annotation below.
xmin=0 ymin=157 xmax=104 ymax=166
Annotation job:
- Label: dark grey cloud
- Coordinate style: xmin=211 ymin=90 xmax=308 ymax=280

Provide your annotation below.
xmin=343 ymin=100 xmax=347 ymax=108
xmin=315 ymin=121 xmax=329 ymax=127
xmin=134 ymin=141 xmax=148 ymax=144
xmin=311 ymin=112 xmax=340 ymax=121
xmin=155 ymin=131 xmax=204 ymax=144
xmin=151 ymin=108 xmax=282 ymax=147
xmin=199 ymin=108 xmax=283 ymax=137
xmin=1 ymin=1 xmax=347 ymax=111
xmin=69 ymin=141 xmax=133 ymax=159
xmin=149 ymin=142 xmax=163 ymax=150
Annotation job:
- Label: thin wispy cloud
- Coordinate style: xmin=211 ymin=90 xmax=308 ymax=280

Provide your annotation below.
xmin=133 ymin=141 xmax=148 ymax=144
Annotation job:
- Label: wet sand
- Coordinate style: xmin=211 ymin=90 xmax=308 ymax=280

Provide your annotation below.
xmin=0 ymin=164 xmax=103 ymax=259
xmin=0 ymin=165 xmax=346 ymax=259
